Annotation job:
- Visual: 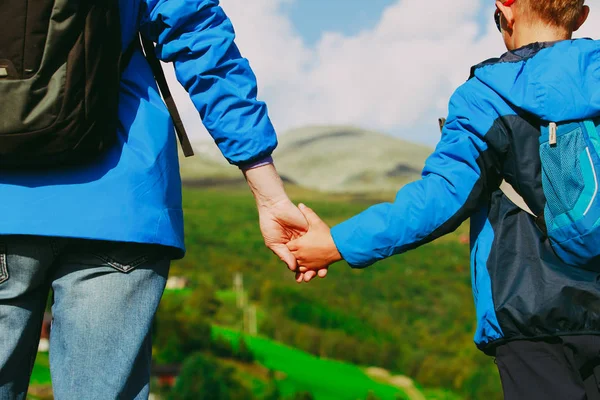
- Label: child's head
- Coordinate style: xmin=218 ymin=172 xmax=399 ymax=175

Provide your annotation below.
xmin=494 ymin=0 xmax=590 ymax=50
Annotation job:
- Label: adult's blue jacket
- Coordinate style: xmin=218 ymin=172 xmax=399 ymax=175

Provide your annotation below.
xmin=331 ymin=39 xmax=600 ymax=352
xmin=0 ymin=0 xmax=277 ymax=258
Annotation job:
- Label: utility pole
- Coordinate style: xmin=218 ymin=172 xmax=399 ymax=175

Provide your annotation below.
xmin=234 ymin=272 xmax=257 ymax=335
xmin=234 ymin=272 xmax=244 ymax=309
xmin=248 ymin=305 xmax=257 ymax=336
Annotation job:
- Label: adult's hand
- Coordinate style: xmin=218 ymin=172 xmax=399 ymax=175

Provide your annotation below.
xmin=244 ymin=163 xmax=328 ymax=281
xmin=257 ymin=196 xmax=308 ymax=270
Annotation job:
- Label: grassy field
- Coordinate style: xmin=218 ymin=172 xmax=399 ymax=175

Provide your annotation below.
xmin=212 ymin=325 xmax=411 ymax=400
xmin=27 ymin=325 xmax=419 ymax=400
xmin=29 ymin=326 xmax=462 ymax=400
xmin=30 ymin=353 xmax=51 ymax=385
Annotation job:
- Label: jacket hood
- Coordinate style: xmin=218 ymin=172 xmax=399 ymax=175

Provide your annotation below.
xmin=472 ymin=39 xmax=600 ymax=122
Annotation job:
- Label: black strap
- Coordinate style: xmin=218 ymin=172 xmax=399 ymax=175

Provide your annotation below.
xmin=140 ymin=35 xmax=194 ymax=157
xmin=438 ymin=117 xmax=446 ymax=133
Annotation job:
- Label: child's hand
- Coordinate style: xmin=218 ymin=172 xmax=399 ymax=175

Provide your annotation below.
xmin=286 ymin=204 xmax=343 ymax=281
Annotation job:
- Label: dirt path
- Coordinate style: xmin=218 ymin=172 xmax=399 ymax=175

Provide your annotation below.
xmin=365 ymin=367 xmax=426 ymax=400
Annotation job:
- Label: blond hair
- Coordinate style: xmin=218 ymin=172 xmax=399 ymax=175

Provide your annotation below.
xmin=512 ymin=0 xmax=586 ymax=30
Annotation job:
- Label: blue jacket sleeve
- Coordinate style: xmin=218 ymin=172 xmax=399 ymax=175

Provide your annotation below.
xmin=140 ymin=0 xmax=277 ymax=166
xmin=330 ymin=83 xmax=503 ymax=268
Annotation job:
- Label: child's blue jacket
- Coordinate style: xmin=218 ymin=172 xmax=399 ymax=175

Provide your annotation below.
xmin=332 ymin=39 xmax=600 ymax=351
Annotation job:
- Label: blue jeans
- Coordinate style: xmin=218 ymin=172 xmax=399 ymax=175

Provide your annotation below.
xmin=0 ymin=236 xmax=170 ymax=400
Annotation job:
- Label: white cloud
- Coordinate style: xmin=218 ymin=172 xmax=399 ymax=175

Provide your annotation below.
xmin=577 ymin=5 xmax=600 ymax=39
xmin=165 ymin=0 xmax=600 ymax=147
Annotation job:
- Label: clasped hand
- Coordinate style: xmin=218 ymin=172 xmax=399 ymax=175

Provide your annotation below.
xmin=258 ymin=198 xmax=341 ymax=283
xmin=245 ymin=164 xmax=341 ymax=283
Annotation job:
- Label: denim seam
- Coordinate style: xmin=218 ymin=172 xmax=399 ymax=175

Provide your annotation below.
xmin=90 ymin=253 xmax=148 ymax=273
xmin=0 ymin=243 xmax=7 ymax=284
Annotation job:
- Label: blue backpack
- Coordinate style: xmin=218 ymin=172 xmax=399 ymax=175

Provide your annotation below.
xmin=503 ymin=118 xmax=600 ymax=266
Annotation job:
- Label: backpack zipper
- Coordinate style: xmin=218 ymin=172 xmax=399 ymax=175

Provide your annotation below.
xmin=583 ymin=146 xmax=599 ymax=216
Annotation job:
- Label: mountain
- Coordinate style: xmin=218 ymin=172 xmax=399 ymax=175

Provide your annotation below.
xmin=179 ymin=126 xmax=432 ymax=193
xmin=274 ymin=126 xmax=431 ymax=193
xmin=178 ymin=146 xmax=240 ymax=180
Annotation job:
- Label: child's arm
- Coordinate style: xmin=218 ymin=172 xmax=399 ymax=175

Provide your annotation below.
xmin=327 ymin=84 xmax=505 ymax=270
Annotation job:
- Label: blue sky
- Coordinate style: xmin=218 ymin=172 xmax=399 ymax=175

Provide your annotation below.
xmin=283 ymin=0 xmax=493 ymax=47
xmin=282 ymin=0 xmax=397 ymax=45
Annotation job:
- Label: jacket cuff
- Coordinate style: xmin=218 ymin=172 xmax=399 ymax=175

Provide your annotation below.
xmin=331 ymin=222 xmax=374 ymax=269
xmin=239 ymin=156 xmax=274 ymax=171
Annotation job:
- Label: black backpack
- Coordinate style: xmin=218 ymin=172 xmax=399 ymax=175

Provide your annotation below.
xmin=0 ymin=0 xmax=193 ymax=168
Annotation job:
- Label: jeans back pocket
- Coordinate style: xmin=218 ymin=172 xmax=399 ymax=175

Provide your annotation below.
xmin=67 ymin=240 xmax=163 ymax=274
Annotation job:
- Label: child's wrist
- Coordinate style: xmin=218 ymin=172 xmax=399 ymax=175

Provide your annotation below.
xmin=326 ymin=233 xmax=343 ymax=264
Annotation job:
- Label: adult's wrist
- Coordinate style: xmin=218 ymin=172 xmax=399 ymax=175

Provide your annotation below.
xmin=243 ymin=162 xmax=289 ymax=208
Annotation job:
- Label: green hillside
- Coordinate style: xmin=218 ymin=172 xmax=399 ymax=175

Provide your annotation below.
xmin=169 ymin=185 xmax=502 ymax=399
xmin=30 ymin=184 xmax=502 ymax=399
xmin=212 ymin=326 xmax=413 ymax=400
xmin=179 ymin=125 xmax=432 ymax=193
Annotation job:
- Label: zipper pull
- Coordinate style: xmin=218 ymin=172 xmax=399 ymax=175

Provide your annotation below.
xmin=549 ymin=122 xmax=557 ymax=146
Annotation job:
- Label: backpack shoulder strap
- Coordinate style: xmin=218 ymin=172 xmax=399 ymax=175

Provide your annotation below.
xmin=139 ymin=35 xmax=194 ymax=157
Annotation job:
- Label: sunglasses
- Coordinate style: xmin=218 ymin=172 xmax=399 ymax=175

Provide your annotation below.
xmin=494 ymin=0 xmax=516 ymax=32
